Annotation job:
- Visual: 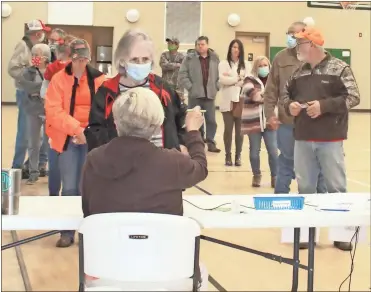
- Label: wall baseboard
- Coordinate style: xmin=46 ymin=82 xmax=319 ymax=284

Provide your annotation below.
xmin=2 ymin=102 xmax=370 ymax=113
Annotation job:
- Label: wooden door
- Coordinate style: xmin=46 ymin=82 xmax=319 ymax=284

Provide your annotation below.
xmin=235 ymin=33 xmax=269 ymax=62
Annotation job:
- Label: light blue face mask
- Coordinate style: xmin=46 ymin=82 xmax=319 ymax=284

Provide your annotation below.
xmin=286 ymin=34 xmax=297 ymax=48
xmin=126 ymin=62 xmax=152 ymax=81
xmin=258 ymin=66 xmax=270 ymax=78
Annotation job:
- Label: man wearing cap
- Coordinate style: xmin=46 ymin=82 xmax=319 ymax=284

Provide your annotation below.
xmin=8 ymin=19 xmax=51 ymax=179
xmin=263 ymin=21 xmax=327 ymax=197
xmin=282 ymin=27 xmax=360 ymax=251
xmin=160 ymin=37 xmax=185 ymax=100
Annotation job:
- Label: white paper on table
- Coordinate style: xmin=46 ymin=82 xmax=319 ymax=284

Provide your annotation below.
xmin=328 ymin=226 xmax=367 ymax=243
xmin=281 ymin=227 xmax=320 ymax=243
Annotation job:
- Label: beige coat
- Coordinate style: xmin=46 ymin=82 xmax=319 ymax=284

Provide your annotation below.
xmin=218 ymin=60 xmax=251 ymax=112
xmin=8 ymin=38 xmax=32 ymax=89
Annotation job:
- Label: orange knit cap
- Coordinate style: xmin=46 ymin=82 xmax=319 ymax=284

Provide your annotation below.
xmin=295 ymin=27 xmax=324 ymax=46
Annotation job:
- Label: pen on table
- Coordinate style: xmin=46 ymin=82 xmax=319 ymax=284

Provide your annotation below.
xmin=319 ymin=208 xmax=350 ymax=212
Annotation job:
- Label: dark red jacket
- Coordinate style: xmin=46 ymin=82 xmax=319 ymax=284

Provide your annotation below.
xmin=85 ymin=73 xmax=187 ymax=152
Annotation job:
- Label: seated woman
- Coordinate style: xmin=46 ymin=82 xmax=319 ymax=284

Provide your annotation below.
xmin=240 ymin=56 xmax=278 ymax=188
xmin=81 ymin=87 xmax=208 ymax=217
xmin=81 ymin=87 xmax=208 ymax=291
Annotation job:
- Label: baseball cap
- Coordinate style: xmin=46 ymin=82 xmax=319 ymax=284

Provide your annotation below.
xmin=27 ymin=19 xmax=51 ymax=32
xmin=166 ymin=37 xmax=180 ymax=45
xmin=294 ymin=27 xmax=324 ymax=46
xmin=69 ymin=39 xmax=91 ymax=61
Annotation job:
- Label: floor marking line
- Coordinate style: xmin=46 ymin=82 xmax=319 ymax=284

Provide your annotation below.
xmin=347 ymin=178 xmax=371 ymax=188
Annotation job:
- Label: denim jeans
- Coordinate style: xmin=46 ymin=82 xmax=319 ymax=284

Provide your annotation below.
xmin=12 ymin=90 xmax=28 ymax=169
xmin=294 ymin=141 xmax=346 ymax=193
xmin=275 ymin=124 xmax=327 ymax=194
xmin=48 ymin=148 xmax=61 ymax=196
xmin=59 ymin=141 xmax=88 ymax=238
xmin=12 ymin=90 xmax=48 ymax=169
xmin=26 ymin=114 xmax=49 ymax=178
xmin=248 ymin=129 xmax=278 ymax=177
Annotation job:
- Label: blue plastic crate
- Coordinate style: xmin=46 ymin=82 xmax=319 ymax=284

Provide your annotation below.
xmin=253 ymin=196 xmax=305 ymax=210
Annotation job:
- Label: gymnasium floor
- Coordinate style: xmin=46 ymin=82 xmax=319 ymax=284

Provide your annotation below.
xmin=1 ymin=105 xmax=370 ymax=291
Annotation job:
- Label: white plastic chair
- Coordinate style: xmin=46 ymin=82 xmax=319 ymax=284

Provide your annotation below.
xmin=79 ymin=213 xmax=208 ymax=291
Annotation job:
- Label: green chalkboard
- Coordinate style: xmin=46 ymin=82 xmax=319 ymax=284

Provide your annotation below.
xmin=269 ymin=47 xmax=351 ymax=65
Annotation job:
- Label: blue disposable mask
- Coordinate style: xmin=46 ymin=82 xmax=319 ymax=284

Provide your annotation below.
xmin=258 ymin=66 xmax=269 ymax=78
xmin=126 ymin=62 xmax=152 ymax=81
xmin=286 ymin=34 xmax=297 ymax=48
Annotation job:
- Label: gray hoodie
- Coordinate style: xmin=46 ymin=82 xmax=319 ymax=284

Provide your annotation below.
xmin=18 ymin=66 xmax=45 ymax=116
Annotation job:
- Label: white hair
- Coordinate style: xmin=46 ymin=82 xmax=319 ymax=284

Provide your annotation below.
xmin=112 ymin=87 xmax=164 ymax=139
xmin=31 ymin=43 xmax=51 ymax=61
xmin=114 ymin=29 xmax=155 ymax=71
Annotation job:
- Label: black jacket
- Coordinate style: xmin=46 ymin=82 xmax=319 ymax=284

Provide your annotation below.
xmin=86 ymin=73 xmax=187 ymax=152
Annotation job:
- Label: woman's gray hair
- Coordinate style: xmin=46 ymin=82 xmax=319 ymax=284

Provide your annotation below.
xmin=31 ymin=44 xmax=51 ymax=61
xmin=113 ymin=29 xmax=155 ymax=70
xmin=112 ymin=87 xmax=164 ymax=139
xmin=250 ymin=56 xmax=271 ymax=78
xmin=51 ymin=28 xmax=66 ymax=39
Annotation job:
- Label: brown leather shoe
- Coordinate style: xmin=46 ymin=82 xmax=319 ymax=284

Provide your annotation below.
xmin=56 ymin=235 xmax=75 ymax=248
xmin=271 ymin=176 xmax=276 ymax=188
xmin=252 ymin=175 xmax=262 ymax=187
xmin=225 ymin=153 xmax=233 ymax=166
xmin=235 ymin=154 xmax=241 ymax=167
xmin=207 ymin=142 xmax=221 ymax=153
xmin=334 ymin=241 xmax=353 ymax=251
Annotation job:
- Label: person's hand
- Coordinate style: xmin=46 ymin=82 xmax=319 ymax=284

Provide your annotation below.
xmin=185 ymin=106 xmax=204 ymax=132
xmin=72 ymin=129 xmax=87 ymax=144
xmin=236 ymin=80 xmax=244 ymax=87
xmin=223 ymin=72 xmax=230 ymax=76
xmin=306 ymin=100 xmax=321 ymax=119
xmin=289 ymin=102 xmax=302 ymax=116
xmin=179 ymin=145 xmax=190 ymax=157
xmin=267 ymin=116 xmax=280 ymax=130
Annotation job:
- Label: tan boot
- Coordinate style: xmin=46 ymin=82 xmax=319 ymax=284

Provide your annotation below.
xmin=252 ymin=175 xmax=262 ymax=187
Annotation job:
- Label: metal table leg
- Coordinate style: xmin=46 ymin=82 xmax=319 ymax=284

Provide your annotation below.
xmin=307 ymin=227 xmax=316 ymax=292
xmin=78 ymin=233 xmax=84 ymax=292
xmin=291 ymin=228 xmax=300 ymax=292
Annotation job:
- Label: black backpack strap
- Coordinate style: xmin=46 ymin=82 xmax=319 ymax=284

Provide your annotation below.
xmin=35 ymin=68 xmax=44 ymax=81
xmin=62 ymin=77 xmax=79 ymax=151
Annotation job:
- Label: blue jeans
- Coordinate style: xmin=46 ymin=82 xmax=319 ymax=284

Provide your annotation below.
xmin=59 ymin=141 xmax=88 ymax=238
xmin=48 ymin=148 xmax=61 ymax=195
xmin=275 ymin=124 xmax=327 ymax=194
xmin=294 ymin=141 xmax=346 ymax=193
xmin=12 ymin=90 xmax=48 ymax=169
xmin=248 ymin=130 xmax=278 ymax=176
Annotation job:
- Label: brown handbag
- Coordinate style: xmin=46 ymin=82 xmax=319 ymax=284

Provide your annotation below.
xmin=231 ymin=98 xmax=243 ymax=118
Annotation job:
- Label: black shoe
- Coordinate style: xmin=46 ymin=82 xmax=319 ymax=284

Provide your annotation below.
xmin=39 ymin=166 xmax=48 ymax=177
xmin=235 ymin=154 xmax=241 ymax=167
xmin=225 ymin=153 xmax=233 ymax=166
xmin=207 ymin=142 xmax=221 ymax=153
xmin=22 ymin=169 xmax=30 ymax=180
xmin=334 ymin=241 xmax=353 ymax=251
xmin=26 ymin=176 xmax=39 ymax=185
xmin=56 ymin=234 xmax=75 ymax=248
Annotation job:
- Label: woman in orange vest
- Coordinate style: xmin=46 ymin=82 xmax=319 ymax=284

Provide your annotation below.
xmin=45 ymin=39 xmax=105 ymax=248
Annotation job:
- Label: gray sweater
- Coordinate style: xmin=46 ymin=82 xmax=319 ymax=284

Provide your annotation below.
xmin=178 ymin=50 xmax=220 ymax=100
xmin=18 ymin=66 xmax=45 ymax=116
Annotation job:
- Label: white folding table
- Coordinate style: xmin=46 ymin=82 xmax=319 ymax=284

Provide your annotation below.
xmin=2 ymin=194 xmax=370 ymax=292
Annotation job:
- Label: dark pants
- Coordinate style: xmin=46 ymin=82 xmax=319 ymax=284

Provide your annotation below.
xmin=222 ymin=111 xmax=243 ymax=155
xmin=188 ymin=98 xmax=217 ymax=143
xmin=248 ymin=130 xmax=278 ymax=176
xmin=48 ymin=148 xmax=61 ymax=196
xmin=59 ymin=141 xmax=88 ymax=238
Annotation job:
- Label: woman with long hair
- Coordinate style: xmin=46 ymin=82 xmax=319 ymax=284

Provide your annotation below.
xmin=218 ymin=39 xmax=251 ymax=166
xmin=240 ymin=56 xmax=278 ymax=188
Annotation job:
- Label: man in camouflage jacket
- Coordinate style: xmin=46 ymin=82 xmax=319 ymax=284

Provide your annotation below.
xmin=160 ymin=37 xmax=185 ymax=100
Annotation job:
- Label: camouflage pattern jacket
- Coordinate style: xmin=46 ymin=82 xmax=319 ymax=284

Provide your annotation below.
xmin=159 ymin=51 xmax=185 ymax=92
xmin=281 ymin=53 xmax=360 ymax=141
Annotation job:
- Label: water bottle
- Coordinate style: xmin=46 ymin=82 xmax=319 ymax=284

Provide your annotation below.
xmin=2 ymin=169 xmax=22 ymax=215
